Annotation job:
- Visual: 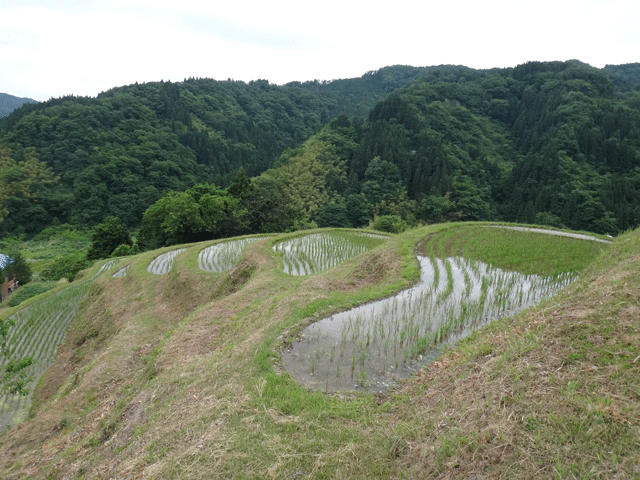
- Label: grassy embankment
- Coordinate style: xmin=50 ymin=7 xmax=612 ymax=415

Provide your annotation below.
xmin=0 ymin=223 xmax=637 ymax=479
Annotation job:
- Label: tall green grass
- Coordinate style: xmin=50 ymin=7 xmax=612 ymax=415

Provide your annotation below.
xmin=428 ymin=224 xmax=607 ymax=276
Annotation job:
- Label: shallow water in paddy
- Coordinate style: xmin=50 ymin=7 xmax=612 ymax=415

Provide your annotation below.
xmin=282 ymin=255 xmax=574 ymax=392
xmin=273 ymin=232 xmax=386 ymax=276
xmin=198 ymin=237 xmax=268 ymax=273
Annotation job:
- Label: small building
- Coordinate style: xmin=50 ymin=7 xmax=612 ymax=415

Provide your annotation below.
xmin=0 ymin=252 xmax=12 ymax=270
xmin=1 ymin=275 xmax=18 ymax=302
xmin=0 ymin=253 xmax=17 ymax=302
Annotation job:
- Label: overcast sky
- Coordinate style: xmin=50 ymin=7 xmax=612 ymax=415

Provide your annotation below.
xmin=2 ymin=0 xmax=639 ymax=101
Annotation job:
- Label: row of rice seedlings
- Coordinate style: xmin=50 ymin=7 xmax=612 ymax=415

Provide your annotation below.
xmin=112 ymin=264 xmax=130 ymax=278
xmin=97 ymin=259 xmax=119 ymax=275
xmin=198 ymin=237 xmax=268 ymax=273
xmin=283 ymin=255 xmax=575 ymax=391
xmin=0 ymin=281 xmax=91 ymax=429
xmin=147 ymin=249 xmax=185 ymax=275
xmin=273 ymin=232 xmax=385 ymax=276
xmin=0 ymin=259 xmax=118 ymax=431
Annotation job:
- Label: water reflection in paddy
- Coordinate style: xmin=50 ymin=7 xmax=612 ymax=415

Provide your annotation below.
xmin=273 ymin=232 xmax=387 ymax=276
xmin=282 ymin=255 xmax=575 ymax=392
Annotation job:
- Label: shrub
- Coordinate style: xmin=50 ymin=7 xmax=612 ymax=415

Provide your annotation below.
xmin=87 ymin=216 xmax=132 ymax=260
xmin=41 ymin=254 xmax=88 ymax=282
xmin=6 ymin=283 xmax=55 ymax=307
xmin=111 ymin=244 xmax=133 ymax=257
xmin=370 ymin=215 xmax=407 ymax=234
xmin=1 ymin=251 xmax=32 ymax=284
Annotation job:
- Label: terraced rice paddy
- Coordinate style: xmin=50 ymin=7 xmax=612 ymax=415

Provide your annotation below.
xmin=0 ymin=260 xmax=118 ymax=431
xmin=282 ymin=254 xmax=575 ymax=392
xmin=273 ymin=232 xmax=387 ymax=275
xmin=198 ymin=237 xmax=268 ymax=273
xmin=112 ymin=265 xmax=130 ymax=278
xmin=147 ymin=249 xmax=185 ymax=275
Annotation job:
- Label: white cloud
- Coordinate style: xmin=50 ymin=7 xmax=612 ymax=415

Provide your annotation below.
xmin=1 ymin=0 xmax=638 ymax=101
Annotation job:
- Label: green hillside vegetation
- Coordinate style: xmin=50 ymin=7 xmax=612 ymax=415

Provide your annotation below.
xmin=2 ymin=61 xmax=640 ymax=242
xmin=0 ymin=60 xmax=638 ymax=479
xmin=0 ymin=79 xmax=345 ymax=235
xmin=1 ymin=223 xmax=637 ymax=479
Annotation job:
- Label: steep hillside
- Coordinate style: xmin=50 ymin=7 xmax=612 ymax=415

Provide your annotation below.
xmin=0 ymin=79 xmax=347 ymax=234
xmin=1 ymin=223 xmax=636 ymax=479
xmin=0 ymin=65 xmax=451 ymax=237
xmin=604 ymin=63 xmax=640 ymax=91
xmin=351 ymin=61 xmax=640 ymax=233
xmin=285 ymin=64 xmax=479 ymax=118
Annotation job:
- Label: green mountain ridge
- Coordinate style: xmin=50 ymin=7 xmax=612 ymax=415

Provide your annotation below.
xmin=1 ymin=61 xmax=639 ymax=240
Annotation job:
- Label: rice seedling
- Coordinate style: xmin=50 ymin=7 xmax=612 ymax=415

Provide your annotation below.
xmin=1 ymin=260 xmax=118 ymax=431
xmin=272 ymin=231 xmax=386 ymax=275
xmin=146 ymin=249 xmax=185 ymax=275
xmin=282 ymin=254 xmax=576 ymax=392
xmin=198 ymin=237 xmax=268 ymax=273
xmin=112 ymin=265 xmax=130 ymax=278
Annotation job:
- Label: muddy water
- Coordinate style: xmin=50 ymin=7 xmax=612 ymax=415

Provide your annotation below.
xmin=282 ymin=255 xmax=574 ymax=392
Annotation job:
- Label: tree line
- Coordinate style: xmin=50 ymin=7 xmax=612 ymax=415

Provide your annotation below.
xmin=1 ymin=61 xmax=640 ymax=249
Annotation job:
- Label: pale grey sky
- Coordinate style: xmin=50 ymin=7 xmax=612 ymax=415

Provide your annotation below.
xmin=1 ymin=0 xmax=639 ymax=101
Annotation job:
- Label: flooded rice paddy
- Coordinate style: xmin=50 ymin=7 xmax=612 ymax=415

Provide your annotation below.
xmin=147 ymin=249 xmax=185 ymax=275
xmin=282 ymin=254 xmax=575 ymax=392
xmin=0 ymin=259 xmax=119 ymax=432
xmin=112 ymin=264 xmax=130 ymax=278
xmin=198 ymin=237 xmax=268 ymax=273
xmin=273 ymin=232 xmax=387 ymax=275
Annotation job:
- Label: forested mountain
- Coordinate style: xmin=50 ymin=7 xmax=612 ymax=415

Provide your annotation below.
xmin=284 ymin=64 xmax=479 ymax=118
xmin=0 ymin=93 xmax=37 ymax=118
xmin=603 ymin=63 xmax=640 ymax=92
xmin=1 ymin=61 xmax=640 ymax=242
xmin=349 ymin=61 xmax=640 ymax=234
xmin=0 ymin=68 xmax=445 ymax=237
xmin=0 ymin=79 xmax=347 ymax=235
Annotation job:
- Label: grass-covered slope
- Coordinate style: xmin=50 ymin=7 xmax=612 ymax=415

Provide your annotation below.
xmin=0 ymin=224 xmax=636 ymax=479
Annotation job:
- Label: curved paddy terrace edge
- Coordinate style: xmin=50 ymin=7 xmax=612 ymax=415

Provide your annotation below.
xmin=279 ymin=223 xmax=607 ymax=392
xmin=1 ymin=223 xmax=636 ymax=480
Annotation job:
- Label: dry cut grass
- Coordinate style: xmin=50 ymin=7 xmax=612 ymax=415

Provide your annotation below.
xmin=386 ymin=240 xmax=640 ymax=478
xmin=0 ymin=225 xmax=637 ymax=479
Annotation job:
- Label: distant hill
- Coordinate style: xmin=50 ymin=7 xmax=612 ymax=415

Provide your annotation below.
xmin=0 ymin=93 xmax=37 ymax=118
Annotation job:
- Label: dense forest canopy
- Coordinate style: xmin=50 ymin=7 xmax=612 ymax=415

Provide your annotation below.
xmin=1 ymin=60 xmax=639 ymax=243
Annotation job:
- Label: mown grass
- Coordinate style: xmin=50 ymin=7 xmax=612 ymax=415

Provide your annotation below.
xmin=1 ymin=222 xmax=636 ymax=480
